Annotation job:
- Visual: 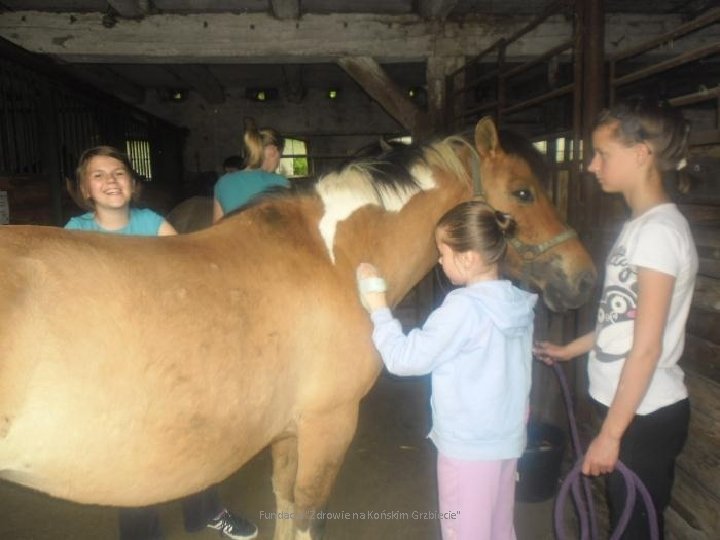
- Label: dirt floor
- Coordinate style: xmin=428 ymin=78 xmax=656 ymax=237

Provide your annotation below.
xmin=0 ymin=373 xmax=559 ymax=540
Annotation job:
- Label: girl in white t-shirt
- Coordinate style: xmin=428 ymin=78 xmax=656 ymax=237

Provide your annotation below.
xmin=534 ymin=98 xmax=698 ymax=539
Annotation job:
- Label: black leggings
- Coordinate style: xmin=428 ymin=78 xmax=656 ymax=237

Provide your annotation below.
xmin=594 ymin=398 xmax=690 ymax=540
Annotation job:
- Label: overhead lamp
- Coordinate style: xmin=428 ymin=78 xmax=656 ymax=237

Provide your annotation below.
xmin=157 ymin=88 xmax=188 ymax=103
xmin=407 ymin=86 xmax=427 ymax=107
xmin=170 ymin=89 xmax=187 ymax=102
xmin=246 ymin=88 xmax=279 ymax=102
xmin=327 ymin=88 xmax=340 ymax=100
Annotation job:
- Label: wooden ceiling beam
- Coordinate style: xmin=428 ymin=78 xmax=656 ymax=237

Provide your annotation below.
xmin=0 ymin=11 xmax=700 ymax=63
xmin=0 ymin=11 xmax=556 ymax=63
xmin=338 ymin=57 xmax=429 ymax=138
xmin=270 ymin=0 xmax=300 ymax=20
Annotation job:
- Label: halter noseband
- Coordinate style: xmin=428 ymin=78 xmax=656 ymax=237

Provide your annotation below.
xmin=509 ymin=228 xmax=578 ymax=261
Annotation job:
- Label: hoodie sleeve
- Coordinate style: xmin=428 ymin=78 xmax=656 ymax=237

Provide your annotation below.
xmin=369 ymin=293 xmax=475 ymax=376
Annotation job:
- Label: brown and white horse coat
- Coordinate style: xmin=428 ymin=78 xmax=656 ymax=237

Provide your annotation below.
xmin=0 ymin=118 xmax=595 ymax=539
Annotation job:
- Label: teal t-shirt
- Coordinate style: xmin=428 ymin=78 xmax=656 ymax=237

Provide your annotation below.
xmin=64 ymin=208 xmax=164 ymax=236
xmin=214 ymin=169 xmax=289 ymax=214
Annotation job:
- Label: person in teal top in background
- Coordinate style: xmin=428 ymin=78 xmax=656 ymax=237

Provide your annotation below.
xmin=65 ymin=145 xmax=258 ymax=540
xmin=213 ymin=117 xmax=290 ymax=223
xmin=66 ymin=206 xmax=169 ymax=235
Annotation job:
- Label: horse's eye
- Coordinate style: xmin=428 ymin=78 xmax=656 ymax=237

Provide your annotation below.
xmin=513 ymin=189 xmax=534 ymax=203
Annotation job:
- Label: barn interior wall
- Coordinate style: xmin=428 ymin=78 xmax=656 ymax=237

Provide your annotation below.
xmin=138 ymin=82 xmax=408 ymax=195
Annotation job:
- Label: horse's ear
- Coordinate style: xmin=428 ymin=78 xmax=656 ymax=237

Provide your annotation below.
xmin=379 ymin=137 xmax=392 ymax=152
xmin=474 ymin=116 xmax=501 ymax=159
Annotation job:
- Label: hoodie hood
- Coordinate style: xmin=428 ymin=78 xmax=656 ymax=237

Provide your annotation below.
xmin=463 ymin=280 xmax=538 ymax=336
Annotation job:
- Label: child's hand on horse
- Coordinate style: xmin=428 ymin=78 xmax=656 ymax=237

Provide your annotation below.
xmin=356 ymin=263 xmax=388 ymax=312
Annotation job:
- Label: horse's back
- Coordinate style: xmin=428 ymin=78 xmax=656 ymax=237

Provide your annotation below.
xmin=166 ymin=196 xmax=214 ymax=233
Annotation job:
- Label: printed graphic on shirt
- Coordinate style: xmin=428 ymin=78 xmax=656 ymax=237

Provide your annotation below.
xmin=594 ymin=245 xmax=637 ymax=363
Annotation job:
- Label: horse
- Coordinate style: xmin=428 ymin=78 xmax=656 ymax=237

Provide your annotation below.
xmin=0 ymin=117 xmax=595 ymax=540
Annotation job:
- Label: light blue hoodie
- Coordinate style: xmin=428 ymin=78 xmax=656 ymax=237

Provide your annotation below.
xmin=370 ymin=280 xmax=538 ymax=460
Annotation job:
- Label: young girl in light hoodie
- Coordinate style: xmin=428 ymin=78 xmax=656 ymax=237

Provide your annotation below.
xmin=358 ymin=200 xmax=537 ymax=540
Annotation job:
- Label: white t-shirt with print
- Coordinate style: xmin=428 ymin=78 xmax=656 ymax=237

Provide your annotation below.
xmin=588 ymin=203 xmax=698 ymax=414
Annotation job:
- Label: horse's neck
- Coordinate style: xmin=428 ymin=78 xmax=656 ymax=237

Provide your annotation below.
xmin=331 ymin=194 xmax=447 ymax=307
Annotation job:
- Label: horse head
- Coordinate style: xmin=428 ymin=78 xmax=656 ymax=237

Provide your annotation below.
xmin=472 ymin=117 xmax=597 ymax=312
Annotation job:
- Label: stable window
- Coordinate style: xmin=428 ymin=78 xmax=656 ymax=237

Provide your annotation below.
xmin=126 ymin=139 xmax=153 ymax=181
xmin=279 ymin=138 xmax=309 ymax=178
xmin=533 ymin=140 xmax=548 ymax=155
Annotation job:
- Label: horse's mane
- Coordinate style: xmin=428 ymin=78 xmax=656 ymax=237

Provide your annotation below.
xmin=315 ymin=135 xmax=474 ymax=212
xmin=450 ymin=127 xmax=551 ymax=189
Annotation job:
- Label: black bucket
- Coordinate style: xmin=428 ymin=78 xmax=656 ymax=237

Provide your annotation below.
xmin=516 ymin=421 xmax=566 ymax=502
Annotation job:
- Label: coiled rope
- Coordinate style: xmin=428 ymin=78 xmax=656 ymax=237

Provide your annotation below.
xmin=550 ymin=363 xmax=659 ymax=540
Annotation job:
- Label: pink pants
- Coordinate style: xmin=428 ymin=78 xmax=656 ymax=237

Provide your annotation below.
xmin=437 ymin=453 xmax=518 ymax=540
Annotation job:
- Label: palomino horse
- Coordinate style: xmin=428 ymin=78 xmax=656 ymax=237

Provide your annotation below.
xmin=0 ymin=117 xmax=595 ymax=539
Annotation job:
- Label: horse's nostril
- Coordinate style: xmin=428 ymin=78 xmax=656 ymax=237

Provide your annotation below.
xmin=577 ymin=270 xmax=596 ymax=296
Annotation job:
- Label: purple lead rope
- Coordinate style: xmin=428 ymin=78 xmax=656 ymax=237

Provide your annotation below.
xmin=550 ymin=363 xmax=659 ymax=540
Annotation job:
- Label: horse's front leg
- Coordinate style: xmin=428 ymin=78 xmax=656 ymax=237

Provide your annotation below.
xmin=271 ymin=434 xmax=299 ymax=540
xmin=292 ymin=404 xmax=359 ymax=540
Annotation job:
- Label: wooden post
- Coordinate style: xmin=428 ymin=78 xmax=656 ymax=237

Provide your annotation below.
xmin=426 ymin=55 xmax=464 ymax=135
xmin=576 ymin=0 xmax=606 ymax=437
xmin=37 ymin=85 xmax=63 ymax=226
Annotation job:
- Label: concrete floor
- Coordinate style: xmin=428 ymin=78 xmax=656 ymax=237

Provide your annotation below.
xmin=0 ymin=373 xmax=562 ymax=540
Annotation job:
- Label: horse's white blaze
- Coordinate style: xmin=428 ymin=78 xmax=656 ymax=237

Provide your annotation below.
xmin=317 ymin=164 xmax=436 ymax=262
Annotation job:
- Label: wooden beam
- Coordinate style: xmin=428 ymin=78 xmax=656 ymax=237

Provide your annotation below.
xmin=168 ymin=64 xmax=225 ymax=104
xmin=270 ymin=0 xmax=300 ymax=20
xmin=0 ymin=11 xmax=706 ymax=64
xmin=418 ymin=0 xmax=459 ymax=20
xmin=107 ymin=0 xmax=149 ymax=19
xmin=0 ymin=11 xmax=667 ymax=64
xmin=337 ymin=57 xmax=429 ymax=138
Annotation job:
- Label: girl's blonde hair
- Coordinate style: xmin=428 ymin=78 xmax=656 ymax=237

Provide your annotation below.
xmin=67 ymin=145 xmax=139 ymax=211
xmin=596 ymin=98 xmax=691 ymax=190
xmin=242 ymin=117 xmax=284 ymax=169
xmin=436 ymin=200 xmax=516 ymax=265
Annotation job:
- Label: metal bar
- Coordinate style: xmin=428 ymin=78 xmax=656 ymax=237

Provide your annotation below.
xmin=455 ymin=101 xmax=500 ymax=119
xmin=447 ymin=0 xmax=574 ymax=79
xmin=501 ymin=39 xmax=574 ymax=80
xmin=501 ymin=83 xmax=574 ymax=116
xmin=497 ymin=40 xmax=507 ymax=123
xmin=444 ymin=72 xmax=454 ymax=131
xmin=612 ymin=42 xmax=720 ymax=88
xmin=667 ymin=85 xmax=720 ymax=107
xmin=608 ymin=6 xmax=720 ymax=62
xmin=455 ymin=67 xmax=499 ymax=97
xmin=499 ymin=0 xmax=575 ymax=51
xmin=447 ymin=39 xmax=503 ymax=79
xmin=571 ymin=0 xmax=583 ymax=194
